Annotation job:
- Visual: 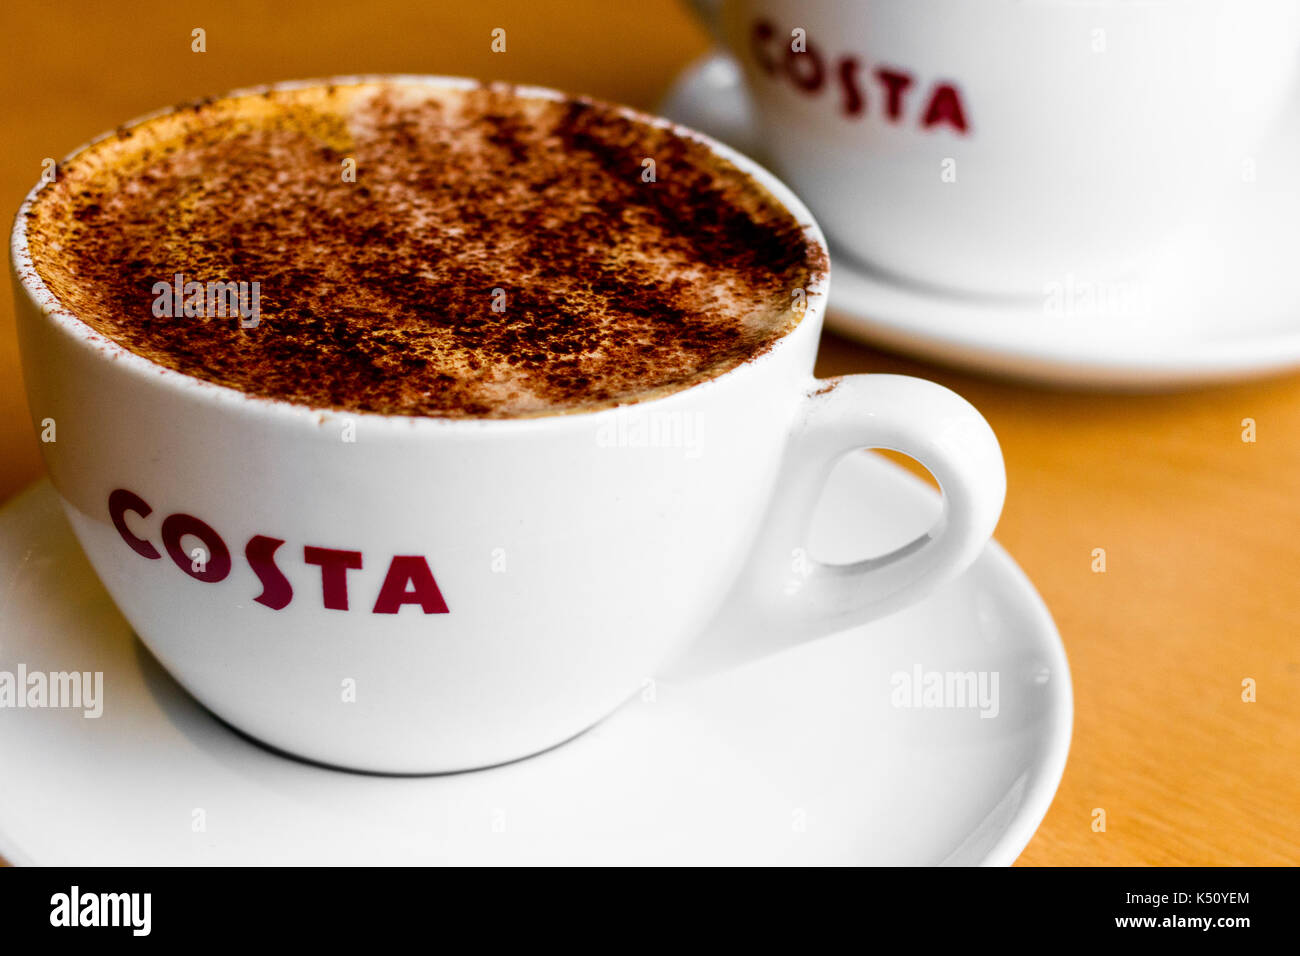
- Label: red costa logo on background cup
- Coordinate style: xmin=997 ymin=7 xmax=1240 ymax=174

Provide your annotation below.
xmin=748 ymin=18 xmax=971 ymax=132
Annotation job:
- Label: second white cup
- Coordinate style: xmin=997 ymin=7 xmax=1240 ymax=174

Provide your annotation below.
xmin=697 ymin=0 xmax=1300 ymax=297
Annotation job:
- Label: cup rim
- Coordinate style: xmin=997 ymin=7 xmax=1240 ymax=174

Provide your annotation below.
xmin=10 ymin=73 xmax=830 ymax=432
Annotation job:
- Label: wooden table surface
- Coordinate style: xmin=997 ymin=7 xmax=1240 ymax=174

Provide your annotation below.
xmin=2 ymin=0 xmax=1297 ymax=867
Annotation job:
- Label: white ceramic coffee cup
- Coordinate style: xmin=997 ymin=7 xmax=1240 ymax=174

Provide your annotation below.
xmin=11 ymin=75 xmax=1005 ymax=773
xmin=692 ymin=0 xmax=1300 ymax=297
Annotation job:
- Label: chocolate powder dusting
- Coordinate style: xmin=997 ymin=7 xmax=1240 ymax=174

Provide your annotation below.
xmin=25 ymin=80 xmax=826 ymax=418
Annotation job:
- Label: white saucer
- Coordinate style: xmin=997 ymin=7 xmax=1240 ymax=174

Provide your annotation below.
xmin=661 ymin=52 xmax=1300 ymax=387
xmin=0 ymin=454 xmax=1070 ymax=865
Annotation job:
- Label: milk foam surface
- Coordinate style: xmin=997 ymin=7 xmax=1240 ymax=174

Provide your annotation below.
xmin=25 ymin=80 xmax=825 ymax=418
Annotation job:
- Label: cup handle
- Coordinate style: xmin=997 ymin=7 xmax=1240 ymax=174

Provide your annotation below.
xmin=680 ymin=374 xmax=1006 ymax=674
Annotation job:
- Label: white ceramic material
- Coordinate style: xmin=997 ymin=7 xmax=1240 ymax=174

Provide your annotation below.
xmin=687 ymin=0 xmax=1300 ymax=297
xmin=10 ymin=75 xmax=1006 ymax=774
xmin=0 ymin=456 xmax=1070 ymax=865
xmin=661 ymin=52 xmax=1300 ymax=387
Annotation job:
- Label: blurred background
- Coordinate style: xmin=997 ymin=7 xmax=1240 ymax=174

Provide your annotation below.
xmin=2 ymin=0 xmax=1298 ymax=865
